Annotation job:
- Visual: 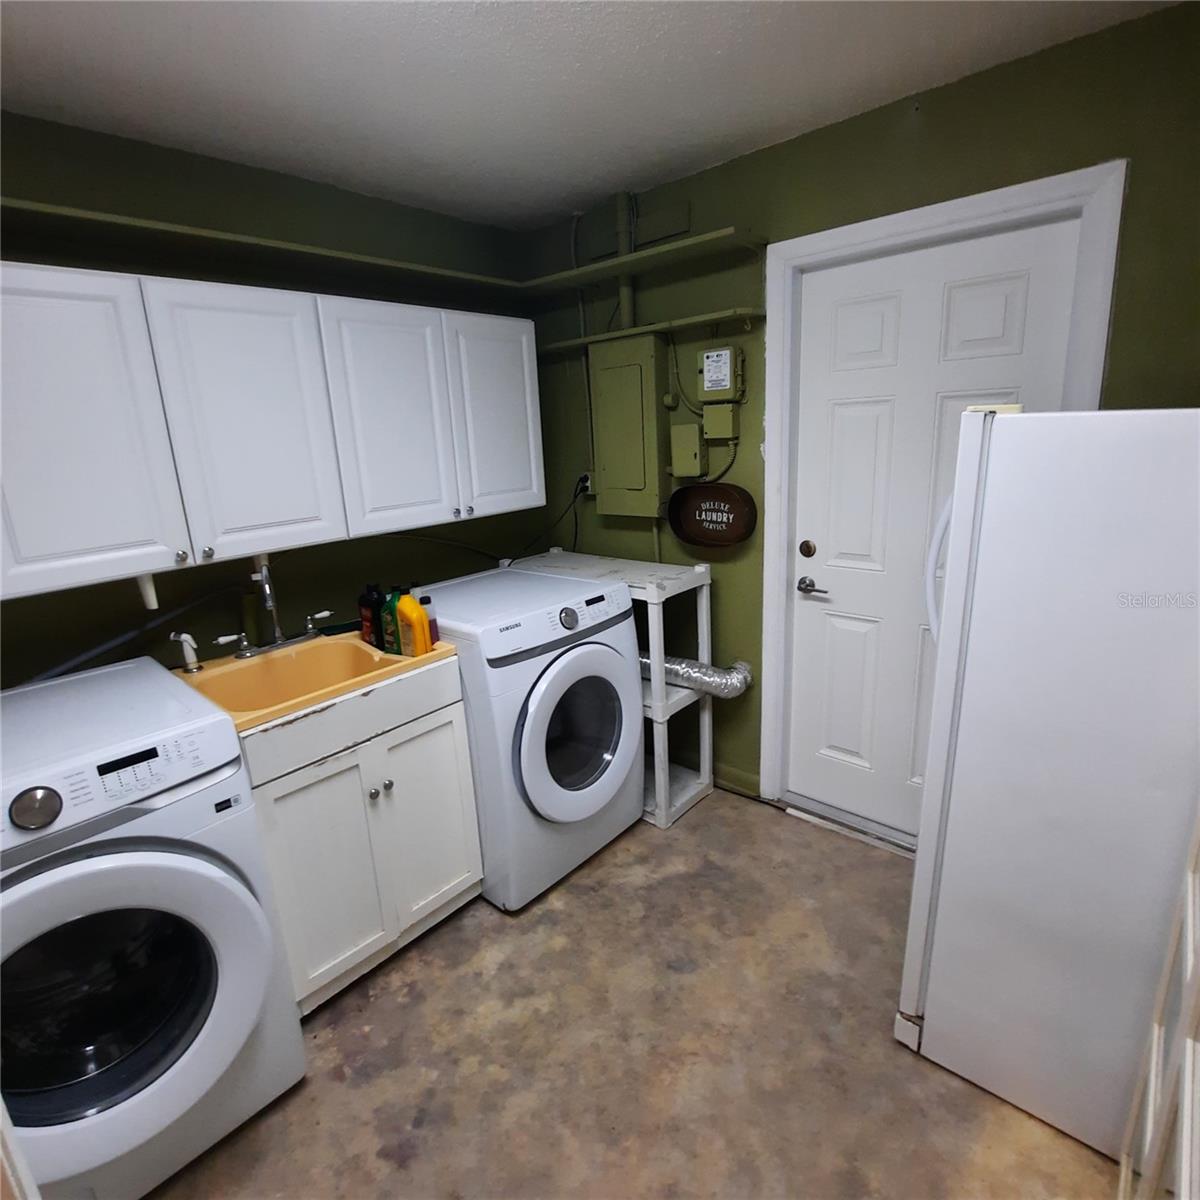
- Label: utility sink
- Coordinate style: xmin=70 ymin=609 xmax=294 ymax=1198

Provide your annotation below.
xmin=176 ymin=631 xmax=454 ymax=732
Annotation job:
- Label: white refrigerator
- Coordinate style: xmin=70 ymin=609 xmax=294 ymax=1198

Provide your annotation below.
xmin=896 ymin=408 xmax=1200 ymax=1158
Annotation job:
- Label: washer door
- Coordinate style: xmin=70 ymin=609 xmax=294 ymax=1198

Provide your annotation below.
xmin=1 ymin=849 xmax=273 ymax=1183
xmin=517 ymin=643 xmax=642 ymax=823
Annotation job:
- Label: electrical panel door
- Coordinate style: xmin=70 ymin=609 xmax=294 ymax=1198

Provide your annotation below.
xmin=588 ymin=334 xmax=670 ymax=517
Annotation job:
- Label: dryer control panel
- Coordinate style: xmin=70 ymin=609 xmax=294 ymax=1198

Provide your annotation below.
xmin=480 ymin=584 xmax=632 ymax=663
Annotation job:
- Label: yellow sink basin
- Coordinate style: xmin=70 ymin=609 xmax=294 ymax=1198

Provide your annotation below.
xmin=176 ymin=632 xmax=454 ymax=732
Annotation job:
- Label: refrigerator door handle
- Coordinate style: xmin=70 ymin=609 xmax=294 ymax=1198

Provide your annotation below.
xmin=925 ymin=497 xmax=954 ymax=643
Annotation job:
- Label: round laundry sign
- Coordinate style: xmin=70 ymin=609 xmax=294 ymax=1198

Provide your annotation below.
xmin=668 ymin=484 xmax=757 ymax=547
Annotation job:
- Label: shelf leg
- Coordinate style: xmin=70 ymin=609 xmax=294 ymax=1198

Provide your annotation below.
xmin=697 ymin=584 xmax=714 ymax=794
xmin=648 ymin=600 xmax=667 ymax=718
xmin=651 ymin=718 xmax=670 ymax=830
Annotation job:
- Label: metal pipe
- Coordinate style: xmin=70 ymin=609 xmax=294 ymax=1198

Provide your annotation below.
xmin=616 ymin=192 xmax=634 ymax=330
xmin=638 ymin=653 xmax=752 ymax=700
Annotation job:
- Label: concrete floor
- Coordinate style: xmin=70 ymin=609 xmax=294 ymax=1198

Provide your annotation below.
xmin=154 ymin=790 xmax=1115 ymax=1199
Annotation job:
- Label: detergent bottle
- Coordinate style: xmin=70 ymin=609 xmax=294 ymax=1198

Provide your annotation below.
xmin=384 ymin=586 xmax=432 ymax=657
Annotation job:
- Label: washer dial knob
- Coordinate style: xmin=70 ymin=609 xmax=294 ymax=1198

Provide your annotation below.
xmin=559 ymin=607 xmax=579 ymax=631
xmin=10 ymin=786 xmax=63 ymax=831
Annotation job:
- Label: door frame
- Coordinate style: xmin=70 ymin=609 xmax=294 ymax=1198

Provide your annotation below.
xmin=759 ymin=161 xmax=1126 ymax=804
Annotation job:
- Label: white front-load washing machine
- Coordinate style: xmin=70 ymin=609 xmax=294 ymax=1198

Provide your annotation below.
xmin=421 ymin=568 xmax=644 ymax=911
xmin=0 ymin=659 xmax=306 ymax=1199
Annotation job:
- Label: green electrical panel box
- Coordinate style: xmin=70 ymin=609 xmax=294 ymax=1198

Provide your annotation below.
xmin=670 ymin=422 xmax=708 ymax=478
xmin=588 ymin=334 xmax=670 ymax=517
xmin=703 ymin=402 xmax=740 ymax=442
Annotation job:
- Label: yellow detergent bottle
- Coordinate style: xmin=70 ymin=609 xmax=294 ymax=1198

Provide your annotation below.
xmin=394 ymin=588 xmax=432 ymax=657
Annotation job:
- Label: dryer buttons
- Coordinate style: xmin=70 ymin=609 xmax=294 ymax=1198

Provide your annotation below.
xmin=10 ymin=786 xmax=63 ymax=831
xmin=559 ymin=607 xmax=579 ymax=630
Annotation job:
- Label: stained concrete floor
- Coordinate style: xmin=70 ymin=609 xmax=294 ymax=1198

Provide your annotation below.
xmin=154 ymin=790 xmax=1115 ymax=1200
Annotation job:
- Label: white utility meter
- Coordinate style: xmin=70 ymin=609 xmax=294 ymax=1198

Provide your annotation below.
xmin=697 ymin=345 xmax=744 ymax=403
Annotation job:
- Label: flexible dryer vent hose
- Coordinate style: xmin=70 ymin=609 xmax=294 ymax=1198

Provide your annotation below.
xmin=638 ymin=653 xmax=752 ymax=700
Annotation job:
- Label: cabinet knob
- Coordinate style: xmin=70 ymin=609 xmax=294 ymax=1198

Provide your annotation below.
xmin=368 ymin=786 xmax=381 ymax=801
xmin=466 ymin=505 xmax=475 ymax=516
xmin=453 ymin=508 xmax=461 ymax=519
xmin=201 ymin=546 xmax=215 ymax=560
xmin=382 ymin=778 xmax=394 ymax=792
xmin=175 ymin=549 xmax=189 ymax=564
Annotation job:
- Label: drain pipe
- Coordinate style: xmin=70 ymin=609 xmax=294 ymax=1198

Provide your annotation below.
xmin=638 ymin=653 xmax=752 ymax=700
xmin=616 ymin=192 xmax=635 ymax=329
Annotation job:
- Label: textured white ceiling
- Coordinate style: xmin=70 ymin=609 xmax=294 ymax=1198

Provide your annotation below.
xmin=0 ymin=1 xmax=1164 ymax=230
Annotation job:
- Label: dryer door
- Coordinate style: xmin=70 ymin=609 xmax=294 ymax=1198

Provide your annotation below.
xmin=516 ymin=643 xmax=643 ymax=823
xmin=1 ymin=848 xmax=273 ymax=1184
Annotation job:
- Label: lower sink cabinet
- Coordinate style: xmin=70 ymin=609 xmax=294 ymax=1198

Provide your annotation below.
xmin=254 ymin=702 xmax=483 ymax=1013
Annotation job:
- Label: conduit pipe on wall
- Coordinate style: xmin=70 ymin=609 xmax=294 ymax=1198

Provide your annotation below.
xmin=616 ymin=192 xmax=635 ymax=329
xmin=638 ymin=653 xmax=752 ymax=700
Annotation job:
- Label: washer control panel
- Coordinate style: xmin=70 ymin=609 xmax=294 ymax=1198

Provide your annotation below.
xmin=4 ymin=722 xmax=229 ymax=840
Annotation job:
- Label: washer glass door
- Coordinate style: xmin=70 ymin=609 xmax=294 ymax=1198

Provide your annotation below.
xmin=1 ymin=848 xmax=275 ymax=1184
xmin=2 ymin=907 xmax=217 ymax=1127
xmin=517 ymin=643 xmax=642 ymax=822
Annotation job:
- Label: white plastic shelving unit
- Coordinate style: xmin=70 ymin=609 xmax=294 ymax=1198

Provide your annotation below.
xmin=511 ymin=549 xmax=714 ymax=828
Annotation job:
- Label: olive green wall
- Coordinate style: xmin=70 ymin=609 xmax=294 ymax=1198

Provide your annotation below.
xmin=0 ymin=114 xmax=571 ymax=687
xmin=529 ymin=4 xmax=1200 ymax=797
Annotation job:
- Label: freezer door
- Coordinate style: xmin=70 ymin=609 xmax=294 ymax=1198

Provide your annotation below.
xmin=915 ymin=410 xmax=1199 ymax=1157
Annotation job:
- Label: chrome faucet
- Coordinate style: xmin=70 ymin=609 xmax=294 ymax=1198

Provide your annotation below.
xmin=251 ymin=554 xmax=286 ymax=645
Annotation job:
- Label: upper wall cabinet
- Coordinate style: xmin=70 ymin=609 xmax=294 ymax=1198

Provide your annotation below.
xmin=442 ymin=311 xmax=545 ymax=519
xmin=1 ymin=265 xmax=195 ymax=598
xmin=318 ymin=296 xmax=460 ymax=536
xmin=1 ymin=263 xmax=546 ymax=599
xmin=141 ymin=279 xmax=348 ymax=561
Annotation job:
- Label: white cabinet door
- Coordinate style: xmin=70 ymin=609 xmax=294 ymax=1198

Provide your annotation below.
xmin=442 ymin=310 xmax=545 ymax=519
xmin=254 ymin=743 xmax=397 ymax=1003
xmin=141 ymin=278 xmax=348 ymax=561
xmin=1 ymin=264 xmax=194 ymax=597
xmin=318 ymin=296 xmax=460 ymax=535
xmin=367 ymin=704 xmax=482 ymax=928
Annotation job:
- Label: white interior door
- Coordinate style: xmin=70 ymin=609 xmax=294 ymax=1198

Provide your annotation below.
xmin=318 ymin=295 xmax=461 ymax=535
xmin=1 ymin=264 xmax=194 ymax=596
xmin=442 ymin=310 xmax=545 ymax=519
xmin=142 ymin=278 xmax=348 ymax=561
xmin=786 ymin=220 xmax=1082 ymax=837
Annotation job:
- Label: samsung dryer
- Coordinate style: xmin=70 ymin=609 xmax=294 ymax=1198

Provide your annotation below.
xmin=421 ymin=568 xmax=643 ymax=910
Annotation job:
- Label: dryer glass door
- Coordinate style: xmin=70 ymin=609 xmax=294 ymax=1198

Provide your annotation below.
xmin=1 ymin=848 xmax=274 ymax=1183
xmin=517 ymin=643 xmax=642 ymax=823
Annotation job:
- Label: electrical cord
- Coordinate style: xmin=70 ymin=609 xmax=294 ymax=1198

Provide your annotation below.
xmin=514 ymin=474 xmax=589 ymax=559
xmin=386 ymin=531 xmax=501 ymax=562
xmin=669 ymin=336 xmax=704 ymax=417
xmin=707 ymin=439 xmax=740 ymax=483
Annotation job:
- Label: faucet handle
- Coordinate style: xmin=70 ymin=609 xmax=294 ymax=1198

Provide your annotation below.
xmin=304 ymin=609 xmax=334 ymax=633
xmin=214 ymin=632 xmax=254 ymax=657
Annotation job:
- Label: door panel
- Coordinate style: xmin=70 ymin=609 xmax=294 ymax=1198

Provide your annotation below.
xmin=787 ymin=219 xmax=1082 ymax=836
xmin=442 ymin=311 xmax=545 ymax=518
xmin=254 ymin=745 xmax=395 ymax=1001
xmin=825 ymin=396 xmax=894 ymax=571
xmin=368 ymin=705 xmax=482 ymax=928
xmin=318 ymin=296 xmax=460 ymax=535
xmin=142 ymin=278 xmax=347 ymax=560
xmin=1 ymin=265 xmax=193 ymax=596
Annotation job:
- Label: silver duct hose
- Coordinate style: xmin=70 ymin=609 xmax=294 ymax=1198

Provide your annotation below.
xmin=638 ymin=653 xmax=752 ymax=700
